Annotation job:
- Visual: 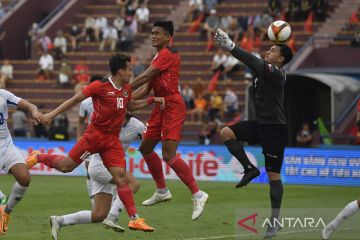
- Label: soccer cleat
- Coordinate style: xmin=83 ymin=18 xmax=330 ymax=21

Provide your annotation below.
xmin=0 ymin=205 xmax=10 ymax=235
xmin=128 ymin=218 xmax=154 ymax=232
xmin=26 ymin=151 xmax=41 ymax=169
xmin=236 ymin=168 xmax=260 ymax=188
xmin=142 ymin=190 xmax=172 ymax=206
xmin=0 ymin=195 xmax=7 ymax=205
xmin=192 ymin=191 xmax=209 ymax=221
xmin=264 ymin=222 xmax=282 ymax=239
xmin=48 ymin=216 xmax=61 ymax=240
xmin=102 ymin=218 xmax=125 ymax=233
xmin=321 ymin=223 xmax=336 ymax=240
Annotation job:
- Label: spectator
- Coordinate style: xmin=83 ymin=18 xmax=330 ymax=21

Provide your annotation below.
xmin=186 ymin=0 xmax=204 ymax=22
xmin=211 ymin=48 xmax=227 ymax=72
xmin=95 ymin=15 xmax=108 ymax=41
xmin=286 ymin=0 xmax=302 ymax=21
xmin=182 ymin=83 xmax=195 ymax=110
xmin=53 ymin=30 xmax=67 ymax=60
xmin=26 ymin=23 xmax=41 ymax=58
xmin=223 ymin=52 xmax=241 ymax=80
xmin=74 ymin=58 xmax=90 ymax=93
xmin=58 ymin=59 xmax=72 ymax=87
xmin=208 ymin=90 xmax=223 ymax=120
xmin=204 ymin=0 xmax=218 ymax=14
xmin=99 ymin=24 xmax=118 ymax=51
xmin=12 ymin=109 xmax=27 ymax=137
xmin=260 ymin=10 xmax=274 ymax=29
xmin=228 ymin=17 xmax=243 ymax=43
xmin=0 ymin=2 xmax=5 ymax=19
xmin=301 ymin=0 xmax=313 ymax=21
xmin=296 ymin=123 xmax=313 ymax=147
xmin=203 ymin=9 xmax=220 ymax=44
xmin=116 ymin=0 xmax=128 ymax=17
xmin=268 ymin=0 xmax=282 ymax=19
xmin=136 ymin=2 xmax=150 ymax=32
xmin=119 ymin=21 xmax=135 ymax=51
xmin=132 ymin=56 xmax=146 ymax=76
xmin=113 ymin=16 xmax=125 ymax=39
xmin=223 ymin=86 xmax=238 ymax=120
xmin=192 ymin=77 xmax=206 ymax=98
xmin=84 ymin=15 xmax=96 ymax=42
xmin=0 ymin=59 xmax=13 ymax=88
xmin=351 ymin=26 xmax=360 ymax=47
xmin=48 ymin=113 xmax=69 ymax=141
xmin=36 ymin=31 xmax=53 ymax=56
xmin=198 ymin=120 xmax=218 ymax=145
xmin=312 ymin=0 xmax=328 ymax=22
xmin=190 ymin=93 xmax=207 ymax=122
xmin=220 ymin=15 xmax=234 ymax=32
xmin=69 ymin=24 xmax=83 ymax=51
xmin=33 ymin=105 xmax=47 ymax=138
xmin=125 ymin=0 xmax=138 ymax=17
xmin=38 ymin=51 xmax=54 ymax=80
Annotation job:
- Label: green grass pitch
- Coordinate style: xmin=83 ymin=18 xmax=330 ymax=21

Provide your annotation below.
xmin=0 ymin=175 xmax=358 ymax=240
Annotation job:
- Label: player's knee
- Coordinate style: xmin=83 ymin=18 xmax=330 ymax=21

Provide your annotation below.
xmin=139 ymin=144 xmax=151 ymax=156
xmin=162 ymin=151 xmax=175 ymax=162
xmin=17 ymin=173 xmax=31 ymax=187
xmin=220 ymin=127 xmax=236 ymax=142
xmin=91 ymin=211 xmax=107 ymax=223
xmin=267 ymin=172 xmax=281 ymax=181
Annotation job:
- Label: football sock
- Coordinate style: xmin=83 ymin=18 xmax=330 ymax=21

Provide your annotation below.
xmin=330 ymin=200 xmax=359 ymax=228
xmin=168 ymin=155 xmax=199 ymax=194
xmin=59 ymin=211 xmax=92 ymax=226
xmin=156 ymin=188 xmax=168 ymax=194
xmin=0 ymin=190 xmax=5 ymax=199
xmin=38 ymin=154 xmax=65 ymax=169
xmin=143 ymin=152 xmax=166 ymax=189
xmin=192 ymin=190 xmax=204 ymax=200
xmin=269 ymin=180 xmax=283 ymax=221
xmin=85 ymin=179 xmax=94 ymax=206
xmin=224 ymin=139 xmax=255 ymax=172
xmin=116 ymin=185 xmax=136 ymax=217
xmin=107 ymin=196 xmax=124 ymax=221
xmin=5 ymin=182 xmax=28 ymax=214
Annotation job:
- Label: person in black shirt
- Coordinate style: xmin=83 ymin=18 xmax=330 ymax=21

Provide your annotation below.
xmin=214 ymin=29 xmax=293 ymax=239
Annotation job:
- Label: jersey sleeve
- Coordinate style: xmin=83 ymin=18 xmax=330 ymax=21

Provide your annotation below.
xmin=263 ymin=63 xmax=285 ymax=87
xmin=0 ymin=89 xmax=21 ymax=106
xmin=79 ymin=101 xmax=86 ymax=117
xmin=151 ymin=49 xmax=174 ymax=72
xmin=82 ymin=81 xmax=102 ymax=98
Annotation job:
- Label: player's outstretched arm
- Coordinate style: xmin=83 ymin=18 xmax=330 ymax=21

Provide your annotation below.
xmin=44 ymin=91 xmax=87 ymax=125
xmin=17 ymin=99 xmax=44 ymax=125
xmin=214 ymin=29 xmax=263 ymax=73
xmin=132 ymin=82 xmax=151 ymax=100
xmin=130 ymin=66 xmax=161 ymax=89
xmin=127 ymin=97 xmax=165 ymax=111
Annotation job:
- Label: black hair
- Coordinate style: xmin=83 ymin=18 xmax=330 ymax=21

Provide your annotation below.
xmin=109 ymin=53 xmax=131 ymax=75
xmin=153 ymin=20 xmax=174 ymax=36
xmin=276 ymin=44 xmax=293 ymax=65
xmin=89 ymin=74 xmax=103 ymax=83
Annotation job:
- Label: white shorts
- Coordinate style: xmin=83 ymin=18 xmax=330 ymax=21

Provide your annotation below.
xmin=0 ymin=143 xmax=25 ymax=173
xmin=88 ymin=154 xmax=116 ymax=197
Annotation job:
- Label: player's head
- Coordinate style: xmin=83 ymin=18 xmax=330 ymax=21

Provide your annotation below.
xmin=152 ymin=20 xmax=174 ymax=48
xmin=264 ymin=44 xmax=293 ymax=67
xmin=109 ymin=53 xmax=133 ymax=83
xmin=89 ymin=74 xmax=103 ymax=83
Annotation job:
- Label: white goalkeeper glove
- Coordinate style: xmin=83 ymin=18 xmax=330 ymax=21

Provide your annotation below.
xmin=214 ymin=29 xmax=235 ymax=51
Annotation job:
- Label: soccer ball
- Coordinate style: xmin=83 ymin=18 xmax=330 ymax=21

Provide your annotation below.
xmin=267 ymin=20 xmax=291 ymax=43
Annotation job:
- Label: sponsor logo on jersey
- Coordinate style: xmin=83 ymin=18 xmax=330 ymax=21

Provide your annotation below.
xmin=107 ymin=91 xmax=115 ymax=96
xmin=123 ymin=90 xmax=128 ymax=97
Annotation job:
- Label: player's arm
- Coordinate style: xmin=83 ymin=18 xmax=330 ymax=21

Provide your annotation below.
xmin=214 ymin=29 xmax=264 ymax=73
xmin=45 ymin=91 xmax=87 ymax=125
xmin=17 ymin=99 xmax=44 ymax=125
xmin=132 ymin=82 xmax=151 ymax=100
xmin=130 ymin=66 xmax=161 ymax=89
xmin=127 ymin=97 xmax=165 ymax=111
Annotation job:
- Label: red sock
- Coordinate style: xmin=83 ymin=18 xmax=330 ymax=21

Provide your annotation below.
xmin=143 ymin=152 xmax=166 ymax=189
xmin=38 ymin=154 xmax=65 ymax=168
xmin=117 ymin=185 xmax=137 ymax=217
xmin=168 ymin=155 xmax=199 ymax=194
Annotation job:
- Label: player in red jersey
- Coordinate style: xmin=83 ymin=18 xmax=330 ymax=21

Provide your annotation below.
xmin=131 ymin=20 xmax=208 ymax=221
xmin=26 ymin=54 xmax=163 ymax=237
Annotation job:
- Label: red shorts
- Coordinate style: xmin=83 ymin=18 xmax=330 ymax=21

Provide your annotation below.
xmin=143 ymin=94 xmax=186 ymax=141
xmin=69 ymin=126 xmax=126 ymax=168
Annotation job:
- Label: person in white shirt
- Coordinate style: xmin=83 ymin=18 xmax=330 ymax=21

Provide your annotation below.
xmin=223 ymin=52 xmax=241 ymax=80
xmin=49 ymin=113 xmax=146 ymax=235
xmin=223 ymin=86 xmax=238 ymax=119
xmin=95 ymin=16 xmax=108 ymax=42
xmin=99 ymin=25 xmax=118 ymax=51
xmin=38 ymin=51 xmax=54 ymax=79
xmin=135 ymin=2 xmax=150 ymax=32
xmin=84 ymin=15 xmax=96 ymax=42
xmin=0 ymin=89 xmax=44 ymax=235
xmin=211 ymin=48 xmax=227 ymax=72
xmin=113 ymin=16 xmax=125 ymax=39
xmin=53 ymin=31 xmax=67 ymax=60
xmin=0 ymin=59 xmax=13 ymax=88
xmin=186 ymin=0 xmax=204 ymax=22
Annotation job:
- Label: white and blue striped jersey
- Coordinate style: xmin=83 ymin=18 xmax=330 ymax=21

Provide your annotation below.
xmin=0 ymin=89 xmax=21 ymax=150
xmin=79 ymin=97 xmax=94 ymax=125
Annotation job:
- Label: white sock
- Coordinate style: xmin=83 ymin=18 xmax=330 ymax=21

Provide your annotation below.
xmin=59 ymin=210 xmax=92 ymax=226
xmin=0 ymin=190 xmax=5 ymax=199
xmin=5 ymin=182 xmax=28 ymax=214
xmin=331 ymin=200 xmax=360 ymax=228
xmin=107 ymin=195 xmax=124 ymax=221
xmin=192 ymin=190 xmax=203 ymax=200
xmin=156 ymin=188 xmax=168 ymax=194
xmin=86 ymin=179 xmax=94 ymax=206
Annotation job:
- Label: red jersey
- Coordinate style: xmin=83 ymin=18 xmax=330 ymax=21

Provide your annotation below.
xmin=150 ymin=46 xmax=180 ymax=97
xmin=82 ymin=78 xmax=132 ymax=134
